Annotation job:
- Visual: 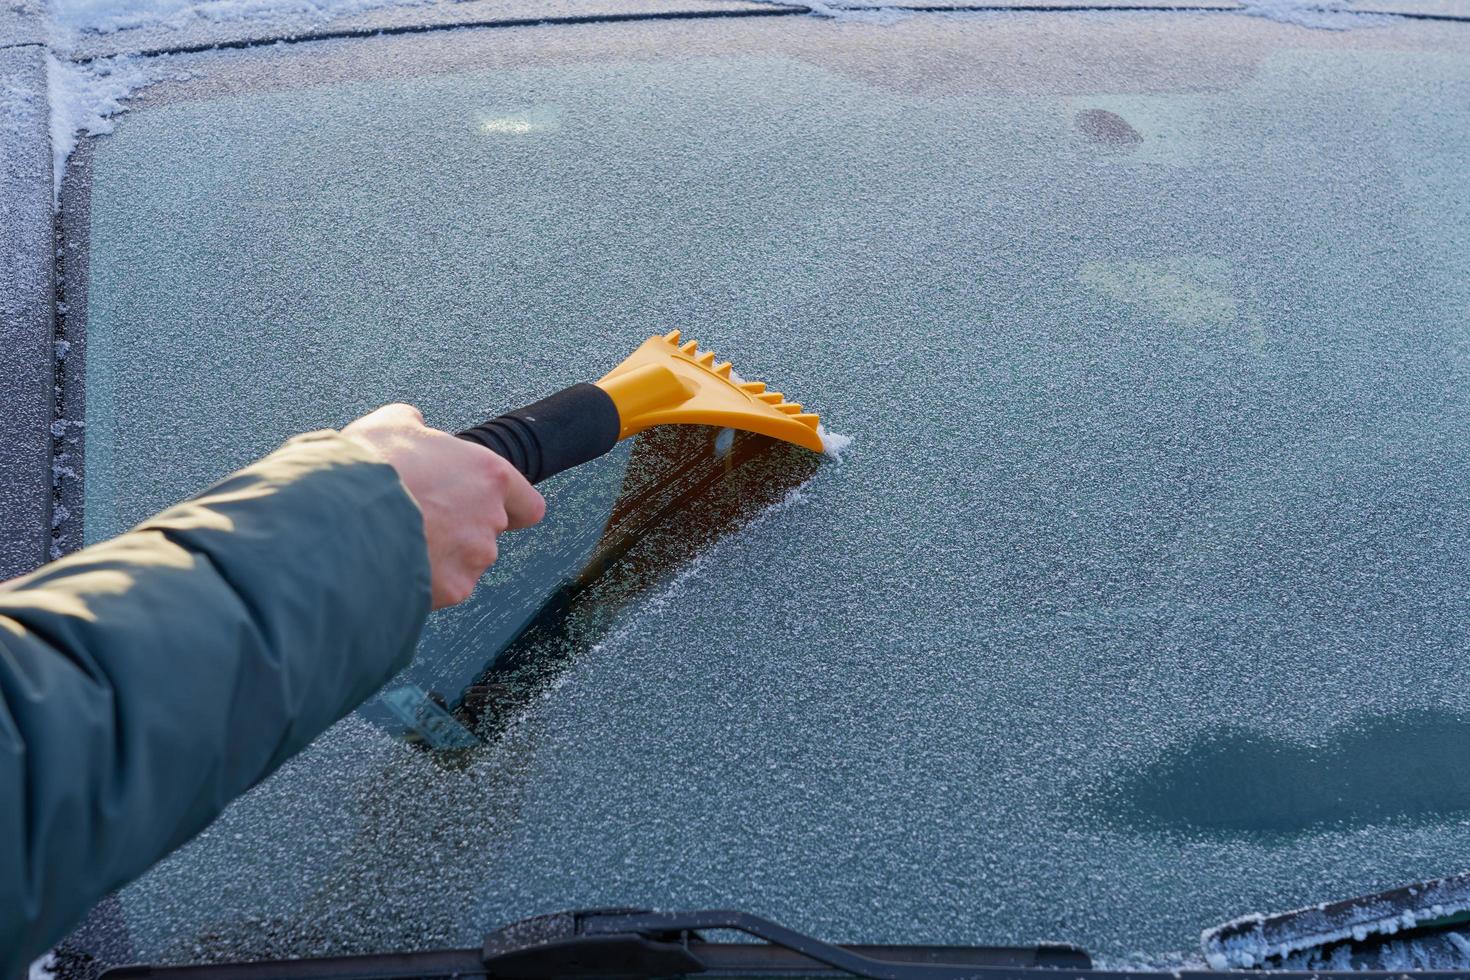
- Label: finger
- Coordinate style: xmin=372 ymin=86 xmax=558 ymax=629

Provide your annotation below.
xmin=500 ymin=468 xmax=546 ymax=530
xmin=448 ymin=534 xmax=499 ymax=604
xmin=464 ymin=443 xmax=546 ymax=530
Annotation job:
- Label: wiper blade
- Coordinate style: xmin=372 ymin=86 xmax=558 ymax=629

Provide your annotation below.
xmin=1202 ymin=871 xmax=1470 ymax=971
xmin=101 ymin=906 xmax=1089 ymax=979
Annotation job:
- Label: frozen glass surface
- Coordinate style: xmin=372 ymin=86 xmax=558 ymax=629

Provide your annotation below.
xmin=80 ymin=12 xmax=1470 ymax=966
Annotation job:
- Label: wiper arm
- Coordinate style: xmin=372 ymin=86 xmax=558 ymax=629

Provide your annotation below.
xmin=485 ymin=907 xmax=1090 ymax=979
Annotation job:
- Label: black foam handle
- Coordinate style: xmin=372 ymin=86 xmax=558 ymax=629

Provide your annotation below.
xmin=455 ymin=383 xmax=622 ymax=484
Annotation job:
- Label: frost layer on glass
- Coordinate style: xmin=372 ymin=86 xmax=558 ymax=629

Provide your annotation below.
xmin=80 ymin=13 xmax=1470 ymax=966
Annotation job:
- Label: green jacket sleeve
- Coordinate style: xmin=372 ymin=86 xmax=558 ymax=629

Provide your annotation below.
xmin=0 ymin=431 xmax=432 ymax=975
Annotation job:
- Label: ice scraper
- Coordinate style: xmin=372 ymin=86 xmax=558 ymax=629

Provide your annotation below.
xmin=456 ymin=330 xmax=824 ymax=483
xmin=1203 ymin=870 xmax=1470 ymax=970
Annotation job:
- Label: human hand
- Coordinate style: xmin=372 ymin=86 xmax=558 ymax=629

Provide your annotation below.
xmin=343 ymin=403 xmax=546 ymax=608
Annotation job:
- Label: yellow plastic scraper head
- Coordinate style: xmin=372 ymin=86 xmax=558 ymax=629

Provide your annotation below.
xmin=595 ymin=330 xmax=824 ymax=453
xmin=457 ymin=330 xmax=825 ymax=483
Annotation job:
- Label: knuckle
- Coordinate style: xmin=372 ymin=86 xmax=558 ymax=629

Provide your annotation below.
xmin=435 ymin=577 xmax=472 ymax=608
xmin=481 ymin=454 xmax=512 ymax=489
xmin=449 ymin=575 xmax=477 ymax=605
xmin=387 ymin=402 xmax=425 ymax=425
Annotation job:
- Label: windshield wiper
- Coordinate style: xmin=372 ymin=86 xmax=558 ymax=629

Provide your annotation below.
xmin=99 ymin=901 xmax=1470 ymax=980
xmin=1202 ymin=871 xmax=1470 ymax=972
xmin=101 ymin=906 xmax=1088 ymax=979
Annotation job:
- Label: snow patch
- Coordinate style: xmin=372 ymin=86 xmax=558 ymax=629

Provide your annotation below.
xmin=1236 ymin=0 xmax=1397 ymax=29
xmin=1202 ymin=879 xmax=1470 ymax=971
xmin=746 ymin=0 xmax=911 ymax=23
xmin=806 ymin=2 xmax=910 ymax=24
xmin=47 ymin=0 xmax=432 ymax=39
xmin=24 ymin=0 xmax=436 ymax=211
xmin=44 ymin=53 xmax=174 ymax=206
xmin=817 ymin=423 xmax=853 ymax=460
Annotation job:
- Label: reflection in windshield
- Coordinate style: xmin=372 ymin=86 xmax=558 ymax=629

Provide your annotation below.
xmin=1100 ymin=710 xmax=1470 ymax=837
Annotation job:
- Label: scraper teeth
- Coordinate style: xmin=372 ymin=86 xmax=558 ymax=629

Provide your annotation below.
xmin=622 ymin=332 xmax=824 ymax=448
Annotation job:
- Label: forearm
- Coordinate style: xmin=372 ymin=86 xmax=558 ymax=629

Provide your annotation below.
xmin=0 ymin=431 xmax=431 ymax=974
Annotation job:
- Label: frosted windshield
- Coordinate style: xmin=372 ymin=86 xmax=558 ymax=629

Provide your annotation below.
xmin=79 ymin=11 xmax=1470 ymax=967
